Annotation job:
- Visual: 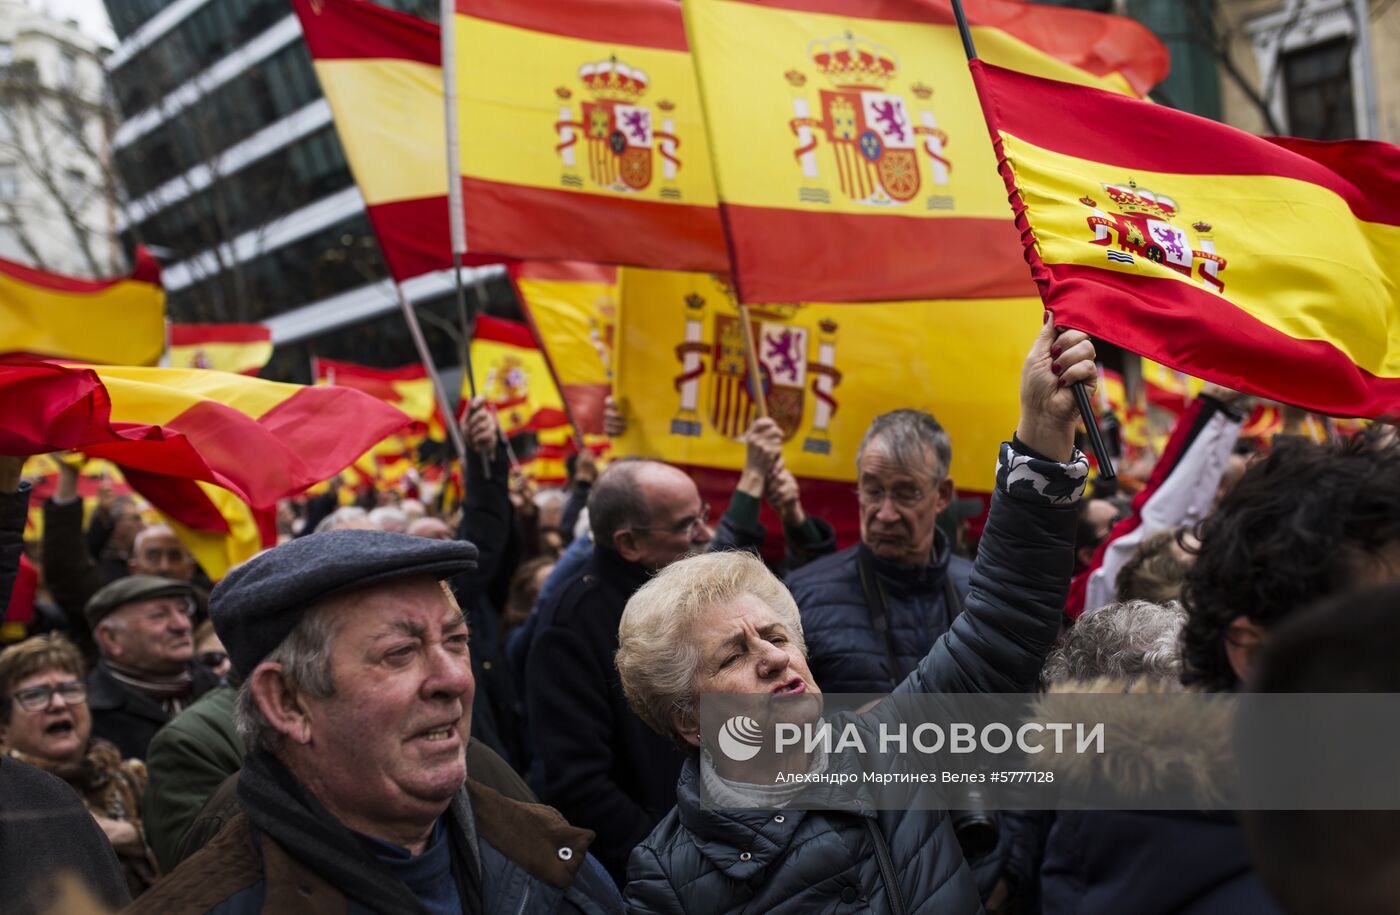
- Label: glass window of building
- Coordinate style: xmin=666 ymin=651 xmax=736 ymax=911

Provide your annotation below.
xmin=0 ymin=164 xmax=18 ymax=201
xmin=1282 ymin=38 xmax=1356 ymax=140
xmin=0 ymin=42 xmax=13 ymax=67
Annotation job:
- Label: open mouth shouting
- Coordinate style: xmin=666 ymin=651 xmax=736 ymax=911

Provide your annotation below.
xmin=771 ymin=677 xmax=807 ymax=696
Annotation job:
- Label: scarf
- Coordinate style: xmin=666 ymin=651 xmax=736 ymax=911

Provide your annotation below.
xmin=699 ymin=747 xmax=829 ymax=809
xmin=237 ymin=750 xmax=483 ymax=915
xmin=103 ymin=661 xmax=193 ymax=716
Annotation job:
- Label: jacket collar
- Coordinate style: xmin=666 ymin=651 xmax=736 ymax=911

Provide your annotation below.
xmin=858 ymin=528 xmax=953 ymax=593
xmin=465 ymin=778 xmax=594 ymax=890
xmin=590 ymin=546 xmax=653 ymax=597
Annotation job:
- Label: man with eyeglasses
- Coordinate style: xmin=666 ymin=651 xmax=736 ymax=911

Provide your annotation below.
xmin=526 ymin=426 xmax=834 ymax=884
xmin=82 ymin=575 xmax=219 ymax=759
xmin=787 ymin=409 xmax=973 ymax=695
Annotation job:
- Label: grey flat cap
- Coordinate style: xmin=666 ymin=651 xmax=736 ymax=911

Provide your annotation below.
xmin=85 ymin=575 xmax=196 ymax=631
xmin=210 ymin=529 xmax=477 ymax=677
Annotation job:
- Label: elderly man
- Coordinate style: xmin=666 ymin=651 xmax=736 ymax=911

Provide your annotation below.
xmin=85 ymin=576 xmax=219 ymax=760
xmin=786 ymin=409 xmax=973 ymax=694
xmin=128 ymin=529 xmax=619 ymax=914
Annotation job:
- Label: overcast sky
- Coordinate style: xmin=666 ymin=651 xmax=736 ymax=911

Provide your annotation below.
xmin=32 ymin=0 xmax=116 ymax=47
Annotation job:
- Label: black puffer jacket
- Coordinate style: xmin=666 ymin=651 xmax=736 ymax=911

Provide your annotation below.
xmin=625 ymin=440 xmax=1086 ymax=914
xmin=787 ymin=535 xmax=973 ymax=694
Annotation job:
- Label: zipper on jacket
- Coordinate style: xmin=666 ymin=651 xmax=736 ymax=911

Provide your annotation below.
xmin=514 ymin=883 xmax=530 ymax=915
xmin=863 ymin=818 xmax=908 ymax=915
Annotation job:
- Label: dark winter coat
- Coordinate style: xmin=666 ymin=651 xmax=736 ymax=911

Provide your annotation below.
xmin=87 ymin=659 xmax=220 ymax=761
xmin=0 ymin=481 xmax=28 ymax=626
xmin=124 ymin=779 xmax=622 ymax=915
xmin=786 ymin=533 xmax=973 ymax=694
xmin=0 ymin=754 xmax=131 ymax=915
xmin=625 ymin=442 xmax=1085 ymax=914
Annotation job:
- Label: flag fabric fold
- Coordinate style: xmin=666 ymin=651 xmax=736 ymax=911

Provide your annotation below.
xmin=451 ymin=0 xmax=727 ymax=270
xmin=0 ymin=362 xmax=413 ymax=508
xmin=0 ymin=247 xmax=165 ymax=366
xmin=969 ymin=59 xmax=1400 ymax=417
xmin=681 ymin=0 xmax=1168 ymax=303
xmin=168 ymin=324 xmax=274 ymax=376
xmin=511 ymin=261 xmax=619 ymax=436
xmin=469 ymin=315 xmax=569 ymax=437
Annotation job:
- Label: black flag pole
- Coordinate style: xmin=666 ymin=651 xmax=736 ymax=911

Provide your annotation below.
xmin=950 ymin=0 xmax=1115 ymax=479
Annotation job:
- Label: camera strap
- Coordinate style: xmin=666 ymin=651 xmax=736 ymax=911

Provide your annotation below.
xmin=857 ymin=549 xmax=964 ymax=690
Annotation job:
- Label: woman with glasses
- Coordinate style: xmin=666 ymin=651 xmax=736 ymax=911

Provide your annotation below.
xmin=0 ymin=633 xmax=159 ymax=896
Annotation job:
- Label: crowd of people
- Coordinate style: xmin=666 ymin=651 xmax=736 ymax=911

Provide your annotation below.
xmin=1 ymin=315 xmax=1397 ymax=914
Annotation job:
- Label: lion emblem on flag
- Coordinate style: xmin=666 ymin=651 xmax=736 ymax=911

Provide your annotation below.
xmin=785 ymin=33 xmax=951 ymax=207
xmin=554 ymin=56 xmax=683 ymax=198
xmin=1078 ymin=181 xmax=1228 ymax=293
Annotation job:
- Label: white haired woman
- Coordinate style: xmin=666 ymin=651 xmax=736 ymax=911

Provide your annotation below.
xmin=616 ymin=316 xmax=1096 ymax=913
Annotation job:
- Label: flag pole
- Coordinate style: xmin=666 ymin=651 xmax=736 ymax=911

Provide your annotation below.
xmin=395 ymin=283 xmax=470 ymax=472
xmin=737 ymin=302 xmax=770 ymax=421
xmin=950 ymin=0 xmax=1115 ymax=479
xmin=442 ymin=0 xmax=492 ymax=477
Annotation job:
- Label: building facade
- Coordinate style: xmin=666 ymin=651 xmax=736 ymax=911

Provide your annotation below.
xmin=100 ymin=0 xmax=511 ymax=383
xmin=0 ymin=0 xmax=120 ymax=277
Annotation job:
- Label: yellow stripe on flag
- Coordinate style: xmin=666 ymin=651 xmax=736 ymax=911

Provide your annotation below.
xmin=159 ymin=482 xmax=266 ymax=582
xmin=1 ymin=261 xmax=164 ymax=365
xmin=168 ymin=340 xmax=275 ymax=376
xmin=93 ymin=366 xmax=299 ymax=424
xmin=614 ymin=268 xmax=1037 ymax=492
xmin=516 ymin=275 xmax=617 ymax=388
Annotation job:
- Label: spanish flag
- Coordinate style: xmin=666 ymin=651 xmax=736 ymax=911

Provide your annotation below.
xmin=681 ymin=0 xmax=1167 ymax=303
xmin=469 ymin=316 xmax=568 ymax=436
xmin=314 ymin=358 xmax=445 ymax=439
xmin=511 ymin=262 xmax=618 ymax=436
xmin=0 ymin=247 xmax=165 ymax=365
xmin=294 ymin=0 xmax=497 ymax=281
xmin=0 ymin=361 xmax=413 ymax=508
xmin=168 ymin=324 xmax=274 ymax=376
xmin=615 ymin=267 xmax=1040 ymax=543
xmin=451 ymin=0 xmax=726 ymax=270
xmin=121 ymin=469 xmax=274 ymax=582
xmin=970 ymin=61 xmax=1400 ymax=417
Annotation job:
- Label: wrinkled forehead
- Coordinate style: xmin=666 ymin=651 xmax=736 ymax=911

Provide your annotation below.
xmin=317 ymin=575 xmax=466 ymax=638
xmin=858 ymin=436 xmax=940 ymax=481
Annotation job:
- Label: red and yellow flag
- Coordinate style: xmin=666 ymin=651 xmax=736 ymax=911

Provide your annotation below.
xmin=451 ymin=0 xmax=726 ymax=270
xmin=469 ymin=316 xmax=568 ymax=436
xmin=168 ymin=324 xmax=273 ymax=376
xmin=121 ymin=469 xmax=275 ymax=582
xmin=511 ymin=262 xmax=618 ymax=436
xmin=615 ymin=268 xmax=1040 ymax=544
xmin=970 ymin=60 xmax=1400 ymax=417
xmin=294 ymin=0 xmax=497 ymax=281
xmin=0 ymin=361 xmax=413 ymax=508
xmin=681 ymin=0 xmax=1167 ymax=303
xmin=314 ymin=358 xmax=445 ymax=439
xmin=0 ymin=247 xmax=165 ymax=365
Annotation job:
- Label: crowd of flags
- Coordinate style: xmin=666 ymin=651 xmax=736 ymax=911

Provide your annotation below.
xmin=1 ymin=0 xmax=1396 ymax=581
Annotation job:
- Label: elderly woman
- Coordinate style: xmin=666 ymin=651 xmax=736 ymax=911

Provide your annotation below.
xmin=616 ymin=319 xmax=1093 ymax=913
xmin=0 ymin=634 xmax=159 ymax=896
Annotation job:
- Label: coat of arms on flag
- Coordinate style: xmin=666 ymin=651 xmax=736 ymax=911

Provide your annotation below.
xmin=1080 ymin=181 xmax=1228 ymax=292
xmin=668 ymin=277 xmax=842 ymax=453
xmin=787 ymin=33 xmax=950 ymax=208
xmin=554 ymin=55 xmax=683 ymax=198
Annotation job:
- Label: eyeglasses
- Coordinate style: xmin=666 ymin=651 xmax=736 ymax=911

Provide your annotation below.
xmin=11 ymin=680 xmax=87 ymax=712
xmin=197 ymin=650 xmax=228 ymax=670
xmin=632 ymin=502 xmax=712 ymax=538
xmin=856 ymin=484 xmax=932 ymax=509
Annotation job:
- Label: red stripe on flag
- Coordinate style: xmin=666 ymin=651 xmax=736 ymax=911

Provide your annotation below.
xmin=0 ymin=247 xmax=160 ymax=294
xmin=508 ymin=261 xmax=617 ymax=284
xmin=365 ymin=196 xmax=504 ymax=282
xmin=315 ymin=358 xmax=428 ymax=382
xmin=122 ymin=468 xmax=232 ymax=534
xmin=0 ymin=362 xmax=108 ymax=453
xmin=169 ymin=324 xmax=271 ymax=345
xmin=709 ymin=0 xmax=1167 ymax=95
xmin=972 ymin=61 xmax=1400 ymax=226
xmin=293 ymin=0 xmax=438 ymax=63
xmin=474 ymin=315 xmax=538 ymax=349
xmin=560 ymin=382 xmax=609 ymax=436
xmin=456 ymin=0 xmax=689 ymax=52
xmin=1045 ymin=263 xmax=1400 ymax=417
xmin=721 ymin=204 xmax=1034 ymax=302
xmin=461 ymin=177 xmax=728 ymax=272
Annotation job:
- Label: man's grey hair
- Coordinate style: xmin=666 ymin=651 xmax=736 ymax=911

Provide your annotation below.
xmin=133 ymin=523 xmax=184 ymax=554
xmin=1040 ymin=600 xmax=1187 ymax=689
xmin=233 ymin=604 xmax=342 ymax=753
xmin=856 ymin=409 xmax=953 ymax=483
xmin=368 ymin=506 xmax=408 ymax=533
xmin=315 ymin=506 xmax=369 ymax=533
xmin=588 ymin=457 xmax=660 ymax=550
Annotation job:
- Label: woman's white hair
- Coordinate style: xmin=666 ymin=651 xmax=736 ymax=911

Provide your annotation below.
xmin=616 ymin=550 xmax=805 ymax=746
xmin=1040 ymin=599 xmax=1186 ymax=689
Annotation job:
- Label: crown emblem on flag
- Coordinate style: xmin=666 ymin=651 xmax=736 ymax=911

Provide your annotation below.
xmin=1192 ymin=221 xmax=1213 ymax=233
xmin=581 ymin=56 xmax=648 ymax=102
xmin=555 ymin=86 xmax=573 ymax=100
xmin=685 ymin=293 xmax=706 ymax=311
xmin=658 ymin=99 xmax=675 ymax=111
xmin=785 ymin=69 xmax=807 ymax=87
xmin=911 ymin=82 xmax=932 ymax=99
xmin=1104 ymin=182 xmax=1178 ymax=219
xmin=1079 ymin=195 xmax=1098 ymax=207
xmin=808 ymin=33 xmax=898 ymax=89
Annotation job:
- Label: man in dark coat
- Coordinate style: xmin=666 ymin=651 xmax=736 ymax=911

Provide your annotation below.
xmin=129 ymin=529 xmax=620 ymax=914
xmin=85 ymin=576 xmax=219 ymax=760
xmin=786 ymin=408 xmax=973 ymax=695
